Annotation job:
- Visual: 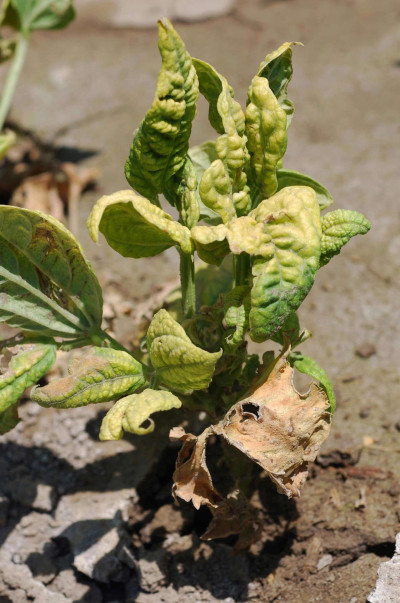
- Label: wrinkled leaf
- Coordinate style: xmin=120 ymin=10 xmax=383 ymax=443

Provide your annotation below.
xmin=271 ymin=313 xmax=300 ymax=346
xmin=224 ymin=286 xmax=250 ymax=350
xmin=87 ymin=190 xmax=193 ymax=258
xmin=0 ymin=206 xmax=103 ymax=336
xmin=147 ymin=309 xmax=222 ymax=393
xmin=171 ymin=426 xmax=259 ymax=549
xmin=245 ymin=76 xmax=287 ymax=199
xmin=290 ymin=352 xmax=335 ymax=412
xmin=0 ymin=130 xmax=16 ymax=160
xmin=164 ymin=156 xmax=199 ymax=228
xmin=191 ymin=223 xmax=230 ymax=266
xmin=0 ymin=343 xmax=56 ymax=415
xmin=188 ymin=142 xmax=221 ymax=225
xmin=320 ymin=209 xmax=370 ymax=267
xmin=256 ymin=42 xmax=300 ymax=127
xmin=31 ymin=346 xmax=145 ymax=408
xmin=199 ymin=159 xmax=236 ymax=224
xmin=125 ymin=19 xmax=198 ymax=203
xmin=214 ymin=351 xmax=331 ymax=498
xmin=277 ymin=169 xmax=333 ymax=210
xmin=100 ymin=388 xmax=181 ymax=440
xmin=248 ymin=186 xmax=321 ymax=342
xmin=5 ymin=0 xmax=75 ymax=32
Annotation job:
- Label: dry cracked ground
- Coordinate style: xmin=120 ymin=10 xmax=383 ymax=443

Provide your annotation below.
xmin=0 ymin=0 xmax=399 ymax=601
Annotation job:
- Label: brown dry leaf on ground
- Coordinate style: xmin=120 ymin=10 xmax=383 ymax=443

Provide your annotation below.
xmin=170 ymin=426 xmax=260 ymax=550
xmin=214 ymin=352 xmax=332 ymax=498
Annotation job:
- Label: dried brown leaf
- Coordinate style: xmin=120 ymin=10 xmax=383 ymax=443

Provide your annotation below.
xmin=171 ymin=426 xmax=259 ymax=550
xmin=214 ymin=353 xmax=332 ymax=497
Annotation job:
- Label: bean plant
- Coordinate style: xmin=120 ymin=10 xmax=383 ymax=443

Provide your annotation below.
xmin=0 ymin=20 xmax=370 ymax=543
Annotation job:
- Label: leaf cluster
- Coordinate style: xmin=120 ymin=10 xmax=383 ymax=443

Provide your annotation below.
xmin=0 ymin=20 xmax=370 ymax=530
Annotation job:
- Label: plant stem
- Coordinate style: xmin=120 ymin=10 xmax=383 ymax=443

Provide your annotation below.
xmin=180 ymin=252 xmax=196 ymax=318
xmin=234 ymin=253 xmax=250 ymax=287
xmin=101 ymin=330 xmax=132 ymax=354
xmin=0 ymin=33 xmax=29 ymax=132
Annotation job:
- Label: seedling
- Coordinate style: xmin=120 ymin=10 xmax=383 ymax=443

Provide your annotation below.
xmin=0 ymin=0 xmax=75 ymax=156
xmin=0 ymin=20 xmax=370 ymax=544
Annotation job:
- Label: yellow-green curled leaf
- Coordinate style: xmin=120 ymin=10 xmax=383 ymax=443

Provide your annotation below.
xmin=164 ymin=156 xmax=199 ymax=228
xmin=100 ymin=388 xmax=182 ymax=440
xmin=277 ymin=169 xmax=333 ymax=211
xmin=0 ymin=206 xmax=103 ymax=335
xmin=188 ymin=142 xmax=221 ymax=224
xmin=256 ymin=42 xmax=301 ymax=127
xmin=248 ymin=186 xmax=321 ymax=342
xmin=191 ymin=223 xmax=229 ymax=266
xmin=87 ymin=190 xmax=193 ymax=258
xmin=290 ymin=352 xmax=335 ymax=413
xmin=147 ymin=309 xmax=222 ymax=393
xmin=0 ymin=130 xmax=16 ymax=159
xmin=0 ymin=344 xmax=56 ymax=415
xmin=31 ymin=347 xmax=145 ymax=408
xmin=245 ymin=76 xmax=287 ymax=199
xmin=320 ymin=209 xmax=370 ymax=267
xmin=125 ymin=19 xmax=198 ymax=203
xmin=199 ymin=159 xmax=236 ymax=224
xmin=224 ymin=286 xmax=250 ymax=351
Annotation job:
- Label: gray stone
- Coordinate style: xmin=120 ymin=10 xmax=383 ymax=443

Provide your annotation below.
xmin=317 ymin=553 xmax=333 ymax=571
xmin=137 ymin=548 xmax=169 ymax=593
xmin=6 ymin=479 xmax=57 ymax=512
xmin=368 ymin=533 xmax=400 ymax=602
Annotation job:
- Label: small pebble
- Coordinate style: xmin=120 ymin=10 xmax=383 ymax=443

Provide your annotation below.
xmin=355 ymin=343 xmax=376 ymax=358
xmin=359 ymin=408 xmax=370 ymax=419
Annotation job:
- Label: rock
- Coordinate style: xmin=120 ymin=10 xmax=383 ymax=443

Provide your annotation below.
xmin=367 ymin=533 xmax=400 ymax=602
xmin=317 ymin=553 xmax=333 ymax=571
xmin=0 ymin=551 xmax=70 ymax=602
xmin=79 ymin=0 xmax=236 ymax=28
xmin=355 ymin=342 xmax=376 ymax=358
xmin=137 ymin=548 xmax=169 ymax=593
xmin=6 ymin=479 xmax=57 ymax=512
xmin=0 ymin=495 xmax=9 ymax=526
xmin=48 ymin=569 xmax=103 ymax=602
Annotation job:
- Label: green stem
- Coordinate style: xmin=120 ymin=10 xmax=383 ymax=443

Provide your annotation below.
xmin=101 ymin=331 xmax=132 ymax=354
xmin=0 ymin=33 xmax=29 ymax=132
xmin=234 ymin=253 xmax=250 ymax=287
xmin=180 ymin=252 xmax=196 ymax=318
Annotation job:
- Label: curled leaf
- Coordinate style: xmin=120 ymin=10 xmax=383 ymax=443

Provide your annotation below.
xmin=320 ymin=209 xmax=370 ymax=266
xmin=0 ymin=344 xmax=56 ymax=417
xmin=147 ymin=309 xmax=222 ymax=393
xmin=191 ymin=223 xmax=230 ymax=266
xmin=0 ymin=206 xmax=103 ymax=336
xmin=164 ymin=156 xmax=199 ymax=228
xmin=171 ymin=426 xmax=259 ymax=549
xmin=223 ymin=286 xmax=250 ymax=350
xmin=290 ymin=352 xmax=335 ymax=412
xmin=100 ymin=388 xmax=181 ymax=440
xmin=214 ymin=352 xmax=332 ymax=498
xmin=199 ymin=159 xmax=236 ymax=224
xmin=245 ymin=76 xmax=287 ymax=199
xmin=277 ymin=168 xmax=333 ymax=211
xmin=31 ymin=347 xmax=145 ymax=408
xmin=87 ymin=190 xmax=193 ymax=257
xmin=125 ymin=19 xmax=198 ymax=204
xmin=256 ymin=41 xmax=301 ymax=127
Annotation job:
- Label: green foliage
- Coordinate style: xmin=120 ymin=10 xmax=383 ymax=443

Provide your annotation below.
xmin=0 ymin=21 xmax=370 ymax=533
xmin=32 ymin=347 xmax=145 ymax=408
xmin=100 ymin=388 xmax=182 ymax=440
xmin=1 ymin=0 xmax=75 ymax=33
xmin=320 ymin=209 xmax=371 ymax=266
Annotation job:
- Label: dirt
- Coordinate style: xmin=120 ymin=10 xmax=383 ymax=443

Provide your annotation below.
xmin=1 ymin=0 xmax=399 ymax=601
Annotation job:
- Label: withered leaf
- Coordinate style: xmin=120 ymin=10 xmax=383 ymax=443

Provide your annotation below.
xmin=214 ymin=352 xmax=332 ymax=498
xmin=170 ymin=426 xmax=259 ymax=550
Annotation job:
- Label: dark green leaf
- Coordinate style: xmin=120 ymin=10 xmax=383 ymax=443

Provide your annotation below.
xmin=277 ymin=169 xmax=333 ymax=211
